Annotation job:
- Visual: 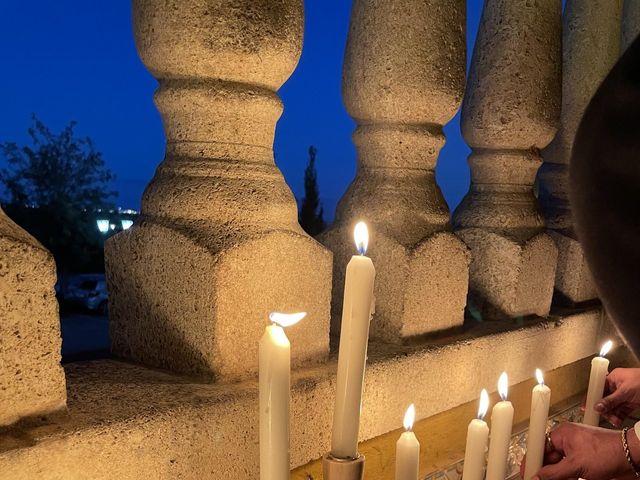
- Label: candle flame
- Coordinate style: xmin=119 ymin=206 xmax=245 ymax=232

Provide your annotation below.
xmin=269 ymin=311 xmax=306 ymax=328
xmin=478 ymin=389 xmax=489 ymax=420
xmin=403 ymin=404 xmax=415 ymax=431
xmin=600 ymin=340 xmax=613 ymax=357
xmin=498 ymin=372 xmax=509 ymax=401
xmin=535 ymin=368 xmax=544 ymax=386
xmin=354 ymin=221 xmax=369 ymax=255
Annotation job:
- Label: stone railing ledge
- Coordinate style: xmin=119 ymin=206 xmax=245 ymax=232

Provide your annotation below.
xmin=0 ymin=307 xmax=612 ymax=480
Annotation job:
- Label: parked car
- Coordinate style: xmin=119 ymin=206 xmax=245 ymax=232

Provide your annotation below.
xmin=59 ymin=274 xmax=108 ymax=315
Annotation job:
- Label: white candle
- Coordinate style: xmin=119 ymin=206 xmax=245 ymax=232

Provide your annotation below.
xmin=462 ymin=389 xmax=490 ymax=480
xmin=523 ymin=369 xmax=551 ymax=480
xmin=396 ymin=404 xmax=420 ymax=480
xmin=331 ymin=221 xmax=376 ymax=459
xmin=583 ymin=340 xmax=613 ymax=426
xmin=259 ymin=311 xmax=306 ymax=480
xmin=486 ymin=372 xmax=514 ymax=480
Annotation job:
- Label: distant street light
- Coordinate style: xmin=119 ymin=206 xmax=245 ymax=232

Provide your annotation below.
xmin=121 ymin=219 xmax=134 ymax=230
xmin=96 ymin=219 xmax=110 ymax=234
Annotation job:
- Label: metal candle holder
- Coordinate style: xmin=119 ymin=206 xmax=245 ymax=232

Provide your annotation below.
xmin=322 ymin=453 xmax=365 ymax=480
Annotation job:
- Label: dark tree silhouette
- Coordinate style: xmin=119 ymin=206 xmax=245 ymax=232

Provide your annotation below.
xmin=299 ymin=145 xmax=325 ymax=236
xmin=0 ymin=116 xmax=116 ymax=275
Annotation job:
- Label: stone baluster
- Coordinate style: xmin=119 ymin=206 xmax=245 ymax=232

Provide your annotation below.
xmin=105 ymin=0 xmax=332 ymax=381
xmin=537 ymin=0 xmax=622 ymax=304
xmin=623 ymin=0 xmax=640 ymax=51
xmin=0 ymin=208 xmax=66 ymax=426
xmin=453 ymin=0 xmax=561 ymax=319
xmin=319 ymin=0 xmax=469 ymax=343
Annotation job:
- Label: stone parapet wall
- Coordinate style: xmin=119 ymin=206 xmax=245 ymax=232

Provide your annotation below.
xmin=0 ymin=309 xmax=612 ymax=479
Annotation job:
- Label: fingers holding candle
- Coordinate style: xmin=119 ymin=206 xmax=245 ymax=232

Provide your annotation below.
xmin=583 ymin=340 xmax=614 ymax=426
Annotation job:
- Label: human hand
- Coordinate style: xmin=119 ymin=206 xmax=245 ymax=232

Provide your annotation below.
xmin=595 ymin=368 xmax=640 ymax=427
xmin=520 ymin=422 xmax=636 ymax=480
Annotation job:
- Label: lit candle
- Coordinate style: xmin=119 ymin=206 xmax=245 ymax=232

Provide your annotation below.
xmin=486 ymin=372 xmax=514 ymax=480
xmin=462 ymin=389 xmax=490 ymax=480
xmin=396 ymin=404 xmax=420 ymax=480
xmin=259 ymin=311 xmax=306 ymax=480
xmin=523 ymin=369 xmax=551 ymax=480
xmin=583 ymin=340 xmax=613 ymax=426
xmin=330 ymin=221 xmax=376 ymax=459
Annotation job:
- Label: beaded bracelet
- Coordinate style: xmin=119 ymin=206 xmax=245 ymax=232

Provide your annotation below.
xmin=622 ymin=427 xmax=640 ymax=478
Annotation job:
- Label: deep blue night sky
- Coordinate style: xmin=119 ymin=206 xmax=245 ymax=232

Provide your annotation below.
xmin=0 ymin=1 xmax=485 ymax=220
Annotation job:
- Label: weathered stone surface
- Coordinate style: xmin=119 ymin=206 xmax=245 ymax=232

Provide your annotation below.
xmin=320 ymin=0 xmax=469 ymax=342
xmin=549 ymin=231 xmax=597 ymax=303
xmin=0 ymin=309 xmax=610 ymax=479
xmin=454 ymin=0 xmax=561 ymax=319
xmin=105 ymin=0 xmax=332 ymax=381
xmin=458 ymin=230 xmax=557 ymax=319
xmin=0 ymin=209 xmax=66 ymax=427
xmin=537 ymin=0 xmax=622 ymax=303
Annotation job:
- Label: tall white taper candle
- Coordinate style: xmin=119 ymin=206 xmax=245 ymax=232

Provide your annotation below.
xmin=331 ymin=221 xmax=376 ymax=459
xmin=486 ymin=372 xmax=514 ymax=480
xmin=462 ymin=389 xmax=490 ymax=480
xmin=259 ymin=312 xmax=306 ymax=480
xmin=583 ymin=340 xmax=613 ymax=426
xmin=396 ymin=404 xmax=420 ymax=480
xmin=523 ymin=369 xmax=551 ymax=480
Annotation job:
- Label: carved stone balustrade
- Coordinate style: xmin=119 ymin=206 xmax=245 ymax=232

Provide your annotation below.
xmin=320 ymin=0 xmax=470 ymax=343
xmin=105 ymin=0 xmax=332 ymax=381
xmin=0 ymin=208 xmax=66 ymax=426
xmin=453 ymin=0 xmax=561 ymax=320
xmin=537 ymin=0 xmax=622 ymax=304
